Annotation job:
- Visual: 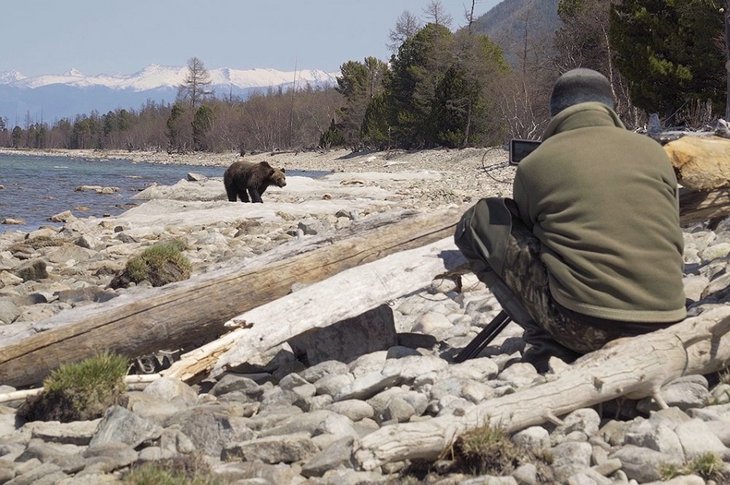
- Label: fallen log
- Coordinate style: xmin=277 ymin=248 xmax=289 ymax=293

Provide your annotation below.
xmin=0 ymin=206 xmax=465 ymax=388
xmin=0 ymin=374 xmax=161 ymax=404
xmin=354 ymin=304 xmax=730 ymax=470
xmin=163 ymin=238 xmax=466 ymax=382
xmin=679 ymin=187 xmax=730 ymax=226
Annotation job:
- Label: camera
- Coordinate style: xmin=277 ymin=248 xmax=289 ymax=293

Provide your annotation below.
xmin=509 ymin=139 xmax=541 ymax=165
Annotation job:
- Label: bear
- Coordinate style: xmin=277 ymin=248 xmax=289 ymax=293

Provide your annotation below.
xmin=223 ymin=160 xmax=286 ymax=203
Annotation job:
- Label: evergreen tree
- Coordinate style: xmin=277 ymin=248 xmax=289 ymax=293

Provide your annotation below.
xmin=334 ymin=57 xmax=388 ymax=147
xmin=192 ymin=105 xmax=214 ymax=151
xmin=609 ymin=0 xmax=725 ymax=123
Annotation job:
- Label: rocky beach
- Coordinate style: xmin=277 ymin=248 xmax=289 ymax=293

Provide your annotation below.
xmin=0 ymin=147 xmax=729 ymax=484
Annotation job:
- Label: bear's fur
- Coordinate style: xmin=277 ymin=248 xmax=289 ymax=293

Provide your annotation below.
xmin=223 ymin=160 xmax=286 ymax=203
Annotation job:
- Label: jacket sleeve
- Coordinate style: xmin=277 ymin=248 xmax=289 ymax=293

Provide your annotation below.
xmin=512 ymin=171 xmax=534 ymax=231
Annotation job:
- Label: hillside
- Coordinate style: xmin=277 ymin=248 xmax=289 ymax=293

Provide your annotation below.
xmin=472 ymin=0 xmax=561 ymax=66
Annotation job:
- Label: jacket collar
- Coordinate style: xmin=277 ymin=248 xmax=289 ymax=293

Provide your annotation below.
xmin=542 ymin=102 xmax=625 ymax=141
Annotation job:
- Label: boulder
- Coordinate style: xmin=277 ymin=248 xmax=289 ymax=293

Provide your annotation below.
xmin=664 ymin=136 xmax=730 ymax=190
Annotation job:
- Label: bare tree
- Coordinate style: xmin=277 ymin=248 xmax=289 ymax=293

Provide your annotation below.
xmin=423 ymin=0 xmax=453 ymax=27
xmin=388 ymin=10 xmax=422 ymax=52
xmin=465 ymin=0 xmax=477 ymax=31
xmin=177 ymin=57 xmax=213 ymax=109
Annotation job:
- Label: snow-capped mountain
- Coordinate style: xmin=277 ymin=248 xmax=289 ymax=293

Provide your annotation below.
xmin=0 ymin=65 xmax=339 ymax=123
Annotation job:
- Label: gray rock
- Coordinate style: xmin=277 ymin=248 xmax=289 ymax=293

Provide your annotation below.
xmin=379 ymin=397 xmax=416 ymax=423
xmin=512 ymin=462 xmax=538 ymax=485
xmin=314 ymin=373 xmax=354 ymax=397
xmin=30 ymin=420 xmax=100 ymax=445
xmin=674 ymin=418 xmax=727 ymax=459
xmin=512 ymin=426 xmax=550 ymax=451
xmin=497 ymin=362 xmax=541 ymax=389
xmin=334 ymin=371 xmax=399 ymax=401
xmin=222 ymin=432 xmax=318 ymax=464
xmin=301 ymin=436 xmax=355 ymax=477
xmin=288 ymin=304 xmax=397 ymax=366
xmin=553 ymin=408 xmax=601 ymax=438
xmin=609 ymin=444 xmax=681 ymax=483
xmin=81 ymin=441 xmax=137 ymax=474
xmin=348 ymin=351 xmax=387 ymax=378
xmin=245 ymin=404 xmax=303 ymax=431
xmin=209 ymin=373 xmax=263 ymax=399
xmin=0 ymin=299 xmax=20 ymax=324
xmin=13 ymin=260 xmax=47 ymax=282
xmin=279 ymin=372 xmax=310 ymax=390
xmin=327 ymin=400 xmax=374 ymax=421
xmin=624 ymin=420 xmax=684 ymax=462
xmin=257 ymin=409 xmax=356 ymax=440
xmin=299 ymin=360 xmax=350 ymax=383
xmin=551 ymin=441 xmax=592 ymax=469
xmin=89 ymin=405 xmax=162 ymax=448
xmin=381 ymin=355 xmax=448 ymax=383
xmin=165 ymin=405 xmax=253 ymax=457
xmin=5 ymin=462 xmax=67 ymax=485
xmin=142 ymin=376 xmax=198 ymax=406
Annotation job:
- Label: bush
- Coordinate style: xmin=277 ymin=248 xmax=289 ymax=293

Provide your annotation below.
xmin=19 ymin=352 xmax=129 ymax=422
xmin=660 ymin=452 xmax=725 ymax=482
xmin=110 ymin=239 xmax=191 ymax=289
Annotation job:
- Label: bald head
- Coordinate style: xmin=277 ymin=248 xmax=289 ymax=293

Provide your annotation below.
xmin=550 ymin=68 xmax=614 ymax=117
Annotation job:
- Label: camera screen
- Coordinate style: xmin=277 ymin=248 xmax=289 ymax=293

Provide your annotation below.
xmin=509 ymin=139 xmax=541 ymax=165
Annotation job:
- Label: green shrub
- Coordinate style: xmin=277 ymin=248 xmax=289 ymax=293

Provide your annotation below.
xmin=111 ymin=239 xmax=191 ymax=288
xmin=20 ymin=352 xmax=129 ymax=422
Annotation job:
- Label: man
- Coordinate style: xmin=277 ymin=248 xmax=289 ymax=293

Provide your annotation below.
xmin=455 ymin=68 xmax=686 ymax=370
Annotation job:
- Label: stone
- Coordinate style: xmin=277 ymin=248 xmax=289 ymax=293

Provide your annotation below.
xmin=381 ymin=355 xmax=448 ymax=383
xmin=299 ymin=360 xmax=350 ymax=383
xmin=13 ymin=259 xmax=48 ymax=281
xmin=412 ymin=311 xmax=453 ymax=333
xmin=30 ymin=419 xmax=100 ymax=445
xmin=609 ymin=445 xmax=682 ymax=483
xmin=89 ymin=405 xmax=162 ymax=448
xmin=334 ymin=371 xmax=399 ymax=402
xmin=664 ymin=135 xmax=730 ymax=190
xmin=142 ymin=376 xmax=198 ymax=405
xmin=165 ymin=405 xmax=254 ymax=457
xmin=81 ymin=441 xmax=137 ymax=473
xmin=512 ymin=426 xmax=551 ymax=451
xmin=0 ymin=299 xmax=20 ymax=324
xmin=222 ymin=432 xmax=318 ymax=464
xmin=209 ymin=374 xmax=264 ymax=399
xmin=674 ymin=418 xmax=727 ymax=459
xmin=287 ymin=304 xmax=397 ymax=366
xmin=327 ymin=400 xmax=374 ymax=421
xmin=301 ymin=436 xmax=355 ymax=478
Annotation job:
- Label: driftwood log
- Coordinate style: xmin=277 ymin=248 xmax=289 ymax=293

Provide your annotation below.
xmin=0 ymin=207 xmax=465 ymax=388
xmin=163 ymin=238 xmax=466 ymax=382
xmin=355 ymin=304 xmax=730 ymax=469
xmin=679 ymin=187 xmax=730 ymax=226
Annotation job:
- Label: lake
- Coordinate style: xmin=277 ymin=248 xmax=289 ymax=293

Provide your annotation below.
xmin=0 ymin=153 xmax=313 ymax=233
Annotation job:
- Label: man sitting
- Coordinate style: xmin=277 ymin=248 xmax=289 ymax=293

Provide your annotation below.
xmin=455 ymin=68 xmax=686 ymax=371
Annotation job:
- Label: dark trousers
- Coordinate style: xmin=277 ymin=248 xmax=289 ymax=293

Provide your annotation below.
xmin=488 ymin=216 xmax=675 ymax=356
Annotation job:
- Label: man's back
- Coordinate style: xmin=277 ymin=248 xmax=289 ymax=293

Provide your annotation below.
xmin=513 ymin=102 xmax=686 ymax=323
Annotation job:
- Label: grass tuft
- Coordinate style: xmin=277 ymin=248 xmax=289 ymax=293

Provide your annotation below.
xmin=19 ymin=351 xmax=129 ymax=422
xmin=111 ymin=239 xmax=191 ymax=288
xmin=123 ymin=453 xmax=222 ymax=485
xmin=660 ymin=452 xmax=725 ymax=481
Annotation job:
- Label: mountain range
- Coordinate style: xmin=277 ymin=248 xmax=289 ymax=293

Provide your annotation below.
xmin=0 ymin=66 xmax=338 ymax=124
xmin=0 ymin=0 xmax=559 ymax=125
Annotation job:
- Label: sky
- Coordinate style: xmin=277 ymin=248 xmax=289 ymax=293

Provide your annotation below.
xmin=1 ymin=0 xmax=502 ymax=78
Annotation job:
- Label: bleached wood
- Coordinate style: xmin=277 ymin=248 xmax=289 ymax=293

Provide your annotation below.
xmin=0 ymin=207 xmax=463 ymax=388
xmin=163 ymin=238 xmax=466 ymax=382
xmin=0 ymin=374 xmax=162 ymax=404
xmin=354 ymin=305 xmax=730 ymax=470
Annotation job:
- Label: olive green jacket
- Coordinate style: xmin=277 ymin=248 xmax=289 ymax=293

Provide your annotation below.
xmin=513 ymin=102 xmax=686 ymax=323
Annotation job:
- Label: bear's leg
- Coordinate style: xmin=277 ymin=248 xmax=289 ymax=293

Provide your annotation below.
xmin=249 ymin=188 xmax=263 ymax=203
xmin=225 ymin=184 xmax=238 ymax=202
xmin=238 ymin=188 xmax=250 ymax=202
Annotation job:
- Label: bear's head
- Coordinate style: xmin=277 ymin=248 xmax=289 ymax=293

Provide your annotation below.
xmin=261 ymin=161 xmax=286 ymax=188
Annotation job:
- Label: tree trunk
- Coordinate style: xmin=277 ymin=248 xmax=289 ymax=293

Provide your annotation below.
xmin=355 ymin=305 xmax=730 ymax=470
xmin=163 ymin=238 xmax=466 ymax=383
xmin=0 ymin=207 xmax=464 ymax=388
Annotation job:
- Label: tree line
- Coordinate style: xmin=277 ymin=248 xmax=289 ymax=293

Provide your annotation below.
xmin=0 ymin=0 xmax=727 ymax=153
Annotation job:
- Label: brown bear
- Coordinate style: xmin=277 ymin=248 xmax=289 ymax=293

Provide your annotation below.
xmin=223 ymin=160 xmax=286 ymax=203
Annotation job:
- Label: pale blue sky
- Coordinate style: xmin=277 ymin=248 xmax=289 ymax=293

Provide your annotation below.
xmin=2 ymin=0 xmax=502 ymax=77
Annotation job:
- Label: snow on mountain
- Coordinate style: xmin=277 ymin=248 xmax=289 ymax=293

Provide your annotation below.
xmin=0 ymin=65 xmax=339 ymax=91
xmin=0 ymin=64 xmax=339 ymax=122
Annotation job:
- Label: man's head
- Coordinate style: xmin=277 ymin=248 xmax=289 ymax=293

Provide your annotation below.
xmin=549 ymin=68 xmax=614 ymax=117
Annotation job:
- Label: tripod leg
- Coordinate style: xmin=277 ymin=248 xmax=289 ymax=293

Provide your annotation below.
xmin=453 ymin=310 xmax=512 ymax=363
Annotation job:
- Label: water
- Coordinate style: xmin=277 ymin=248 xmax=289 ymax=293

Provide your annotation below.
xmin=0 ymin=154 xmax=316 ymax=233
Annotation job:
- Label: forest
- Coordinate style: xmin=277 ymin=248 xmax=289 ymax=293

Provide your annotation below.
xmin=0 ymin=0 xmax=727 ymax=153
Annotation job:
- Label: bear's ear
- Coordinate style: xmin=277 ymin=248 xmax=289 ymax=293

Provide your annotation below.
xmin=259 ymin=161 xmax=272 ymax=168
xmin=281 ymin=168 xmax=286 ymax=173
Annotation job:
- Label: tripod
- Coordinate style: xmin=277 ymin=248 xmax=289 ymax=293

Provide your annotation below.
xmin=453 ymin=310 xmax=512 ymax=363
